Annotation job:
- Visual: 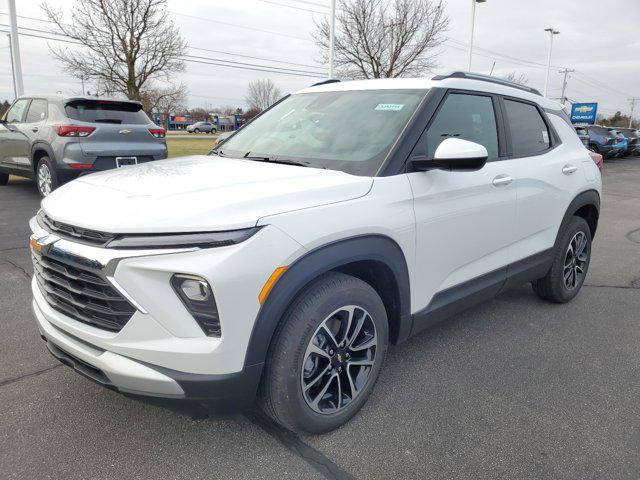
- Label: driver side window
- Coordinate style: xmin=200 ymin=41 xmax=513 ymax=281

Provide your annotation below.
xmin=425 ymin=93 xmax=499 ymax=161
xmin=5 ymin=99 xmax=30 ymax=124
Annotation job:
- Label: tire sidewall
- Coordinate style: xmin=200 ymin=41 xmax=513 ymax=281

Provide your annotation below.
xmin=269 ymin=274 xmax=389 ymax=433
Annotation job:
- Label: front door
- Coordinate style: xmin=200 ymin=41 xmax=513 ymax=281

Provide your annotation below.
xmin=407 ymin=91 xmax=519 ymax=326
xmin=0 ymin=98 xmax=31 ymax=171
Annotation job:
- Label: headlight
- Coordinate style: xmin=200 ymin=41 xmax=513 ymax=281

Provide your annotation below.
xmin=107 ymin=227 xmax=261 ymax=249
xmin=171 ymin=274 xmax=221 ymax=337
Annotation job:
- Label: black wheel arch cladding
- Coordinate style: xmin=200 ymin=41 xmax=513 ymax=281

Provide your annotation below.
xmin=243 ymin=234 xmax=412 ymax=368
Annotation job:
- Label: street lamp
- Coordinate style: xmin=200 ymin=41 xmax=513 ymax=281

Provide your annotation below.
xmin=543 ymin=27 xmax=560 ymax=97
xmin=467 ymin=0 xmax=486 ymax=72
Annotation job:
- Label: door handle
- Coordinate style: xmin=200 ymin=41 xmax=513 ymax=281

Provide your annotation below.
xmin=562 ymin=164 xmax=578 ymax=175
xmin=492 ymin=174 xmax=513 ymax=187
xmin=31 ymin=127 xmax=39 ymax=133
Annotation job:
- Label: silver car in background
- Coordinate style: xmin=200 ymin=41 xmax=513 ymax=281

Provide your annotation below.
xmin=0 ymin=96 xmax=167 ymax=196
xmin=186 ymin=121 xmax=217 ymax=133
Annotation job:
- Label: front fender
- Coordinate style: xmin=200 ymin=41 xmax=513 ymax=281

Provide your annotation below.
xmin=243 ymin=234 xmax=412 ymax=367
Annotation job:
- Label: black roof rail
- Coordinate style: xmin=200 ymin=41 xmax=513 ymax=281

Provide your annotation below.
xmin=432 ymin=71 xmax=543 ymax=96
xmin=310 ymin=78 xmax=341 ymax=87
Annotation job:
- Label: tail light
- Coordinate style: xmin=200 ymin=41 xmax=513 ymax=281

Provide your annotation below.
xmin=148 ymin=127 xmax=166 ymax=138
xmin=54 ymin=125 xmax=96 ymax=137
xmin=588 ymin=150 xmax=603 ymax=174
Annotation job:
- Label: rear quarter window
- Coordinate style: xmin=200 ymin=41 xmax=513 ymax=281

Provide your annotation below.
xmin=503 ymin=99 xmax=551 ymax=156
xmin=64 ymin=101 xmax=150 ymax=125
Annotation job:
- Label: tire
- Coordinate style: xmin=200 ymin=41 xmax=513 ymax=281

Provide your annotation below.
xmin=532 ymin=216 xmax=592 ymax=303
xmin=36 ymin=156 xmax=59 ymax=197
xmin=259 ymin=271 xmax=389 ymax=434
xmin=194 ymin=128 xmax=200 ymax=133
xmin=0 ymin=172 xmax=8 ymax=186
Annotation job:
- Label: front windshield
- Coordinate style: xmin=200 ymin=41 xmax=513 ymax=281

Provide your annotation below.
xmin=219 ymin=89 xmax=427 ymax=176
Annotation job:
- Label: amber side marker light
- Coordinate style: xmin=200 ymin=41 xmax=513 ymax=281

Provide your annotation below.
xmin=259 ymin=266 xmax=288 ymax=305
xmin=29 ymin=237 xmax=42 ymax=254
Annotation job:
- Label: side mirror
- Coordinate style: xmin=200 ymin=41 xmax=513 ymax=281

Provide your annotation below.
xmin=412 ymin=138 xmax=488 ymax=172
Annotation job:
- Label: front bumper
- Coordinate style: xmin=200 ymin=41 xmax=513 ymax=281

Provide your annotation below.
xmin=29 ymin=217 xmax=303 ymax=404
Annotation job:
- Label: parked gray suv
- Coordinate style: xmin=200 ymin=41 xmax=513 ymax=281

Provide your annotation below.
xmin=0 ymin=96 xmax=168 ymax=196
xmin=186 ymin=121 xmax=216 ymax=134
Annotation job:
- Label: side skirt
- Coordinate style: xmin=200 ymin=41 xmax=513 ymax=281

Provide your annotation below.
xmin=410 ymin=249 xmax=553 ymax=336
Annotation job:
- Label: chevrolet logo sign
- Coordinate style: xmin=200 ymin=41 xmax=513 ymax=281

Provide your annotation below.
xmin=119 ymin=129 xmax=131 ymax=135
xmin=575 ymin=106 xmax=593 ymax=113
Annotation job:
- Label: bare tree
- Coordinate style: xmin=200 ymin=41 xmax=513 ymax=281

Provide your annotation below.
xmin=141 ymin=83 xmax=187 ymax=115
xmin=42 ymin=0 xmax=187 ymax=102
xmin=245 ymin=79 xmax=282 ymax=112
xmin=502 ymin=71 xmax=529 ymax=86
xmin=314 ymin=0 xmax=448 ymax=79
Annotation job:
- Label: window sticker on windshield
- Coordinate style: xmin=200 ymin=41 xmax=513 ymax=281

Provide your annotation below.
xmin=375 ymin=103 xmax=404 ymax=111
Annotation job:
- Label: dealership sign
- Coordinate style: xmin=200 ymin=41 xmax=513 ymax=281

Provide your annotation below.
xmin=570 ymin=103 xmax=598 ymax=124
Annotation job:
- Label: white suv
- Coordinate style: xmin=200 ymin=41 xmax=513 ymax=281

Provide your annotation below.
xmin=29 ymin=72 xmax=601 ymax=434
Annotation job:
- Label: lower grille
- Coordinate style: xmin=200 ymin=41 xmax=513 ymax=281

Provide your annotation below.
xmin=33 ymin=253 xmax=136 ymax=332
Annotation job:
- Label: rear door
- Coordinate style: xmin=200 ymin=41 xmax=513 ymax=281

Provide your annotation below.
xmin=502 ymin=97 xmax=588 ymax=261
xmin=18 ymin=98 xmax=49 ymax=170
xmin=0 ymin=98 xmax=32 ymax=171
xmin=63 ymin=100 xmax=166 ymax=162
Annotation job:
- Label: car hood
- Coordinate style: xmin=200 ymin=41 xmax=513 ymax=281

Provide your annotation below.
xmin=41 ymin=155 xmax=373 ymax=233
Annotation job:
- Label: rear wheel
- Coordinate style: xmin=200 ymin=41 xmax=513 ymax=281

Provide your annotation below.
xmin=36 ymin=157 xmax=59 ymax=197
xmin=260 ymin=272 xmax=388 ymax=434
xmin=532 ymin=216 xmax=591 ymax=303
xmin=194 ymin=128 xmax=200 ymax=133
xmin=0 ymin=172 xmax=8 ymax=186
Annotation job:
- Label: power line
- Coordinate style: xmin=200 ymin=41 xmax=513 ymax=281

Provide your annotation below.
xmin=169 ymin=11 xmax=313 ymax=42
xmin=257 ymin=0 xmax=327 ymax=14
xmin=0 ymin=25 xmax=323 ymax=79
xmin=188 ymin=46 xmax=324 ymax=71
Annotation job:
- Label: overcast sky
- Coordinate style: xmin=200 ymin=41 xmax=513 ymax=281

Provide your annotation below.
xmin=0 ymin=0 xmax=638 ymax=118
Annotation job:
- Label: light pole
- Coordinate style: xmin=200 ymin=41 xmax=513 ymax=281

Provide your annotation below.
xmin=8 ymin=0 xmax=24 ymax=97
xmin=543 ymin=27 xmax=560 ymax=98
xmin=629 ymin=98 xmax=639 ymax=128
xmin=468 ymin=0 xmax=486 ymax=72
xmin=328 ymin=0 xmax=336 ymax=78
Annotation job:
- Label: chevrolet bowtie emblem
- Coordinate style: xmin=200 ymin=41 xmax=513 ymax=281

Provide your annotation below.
xmin=119 ymin=129 xmax=131 ymax=135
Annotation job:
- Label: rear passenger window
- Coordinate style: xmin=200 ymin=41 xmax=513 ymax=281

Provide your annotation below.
xmin=425 ymin=93 xmax=499 ymax=161
xmin=503 ymin=99 xmax=551 ymax=156
xmin=25 ymin=99 xmax=48 ymax=123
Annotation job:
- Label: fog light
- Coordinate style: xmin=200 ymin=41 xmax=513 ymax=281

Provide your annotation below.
xmin=171 ymin=274 xmax=221 ymax=337
xmin=180 ymin=278 xmax=211 ymax=302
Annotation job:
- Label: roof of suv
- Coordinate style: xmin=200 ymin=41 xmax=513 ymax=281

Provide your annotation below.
xmin=297 ymin=71 xmax=562 ymax=111
xmin=16 ymin=94 xmax=142 ymax=106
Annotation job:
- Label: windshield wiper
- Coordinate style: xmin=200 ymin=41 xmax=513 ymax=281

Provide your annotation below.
xmin=243 ymin=152 xmax=309 ymax=168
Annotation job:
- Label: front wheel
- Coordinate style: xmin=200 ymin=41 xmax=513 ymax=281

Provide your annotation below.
xmin=194 ymin=128 xmax=200 ymax=133
xmin=532 ymin=216 xmax=592 ymax=303
xmin=260 ymin=272 xmax=388 ymax=434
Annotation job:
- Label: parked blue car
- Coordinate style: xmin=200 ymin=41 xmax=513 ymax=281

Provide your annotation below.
xmin=617 ymin=128 xmax=640 ymax=156
xmin=607 ymin=128 xmax=628 ymax=157
xmin=584 ymin=125 xmax=621 ymax=159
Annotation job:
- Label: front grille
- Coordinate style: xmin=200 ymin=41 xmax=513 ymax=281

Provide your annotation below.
xmin=38 ymin=212 xmax=115 ymax=246
xmin=33 ymin=252 xmax=136 ymax=332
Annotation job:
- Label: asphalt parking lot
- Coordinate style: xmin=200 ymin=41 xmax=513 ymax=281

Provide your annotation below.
xmin=1 ymin=158 xmax=639 ymax=480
